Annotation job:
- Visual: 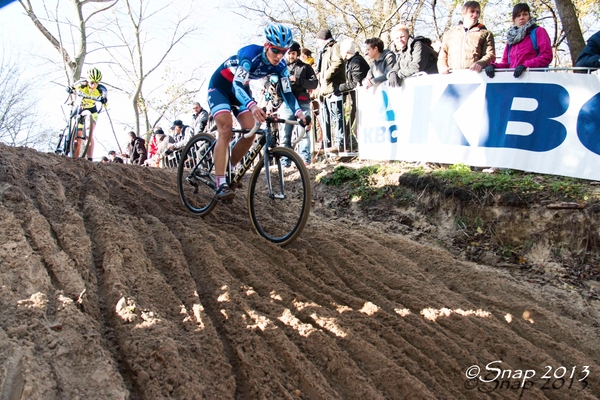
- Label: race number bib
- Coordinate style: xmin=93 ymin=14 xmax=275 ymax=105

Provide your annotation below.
xmin=280 ymin=76 xmax=292 ymax=93
xmin=234 ymin=67 xmax=249 ymax=84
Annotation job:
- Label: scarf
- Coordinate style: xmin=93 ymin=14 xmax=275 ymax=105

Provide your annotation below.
xmin=506 ymin=18 xmax=537 ymax=45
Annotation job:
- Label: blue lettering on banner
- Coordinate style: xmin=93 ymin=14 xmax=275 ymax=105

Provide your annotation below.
xmin=577 ymin=92 xmax=600 ymax=156
xmin=361 ymin=90 xmax=397 ymax=143
xmin=481 ymin=83 xmax=569 ymax=151
xmin=362 ymin=126 xmax=398 ymax=143
xmin=410 ymin=84 xmax=479 ymax=146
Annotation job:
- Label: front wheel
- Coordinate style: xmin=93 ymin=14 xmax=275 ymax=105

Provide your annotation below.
xmin=248 ymin=147 xmax=311 ymax=246
xmin=177 ymin=133 xmax=218 ymax=216
xmin=70 ymin=117 xmax=89 ymax=158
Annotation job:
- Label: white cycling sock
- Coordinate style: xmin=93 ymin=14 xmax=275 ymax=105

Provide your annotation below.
xmin=216 ymin=175 xmax=227 ymax=187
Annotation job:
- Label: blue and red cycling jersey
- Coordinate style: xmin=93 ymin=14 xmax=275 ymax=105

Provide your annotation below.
xmin=208 ymin=44 xmax=302 ymax=118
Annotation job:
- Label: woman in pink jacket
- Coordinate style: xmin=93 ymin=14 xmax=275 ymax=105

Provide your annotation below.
xmin=485 ymin=3 xmax=552 ymax=78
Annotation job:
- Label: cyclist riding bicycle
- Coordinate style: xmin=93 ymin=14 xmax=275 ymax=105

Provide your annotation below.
xmin=66 ymin=67 xmax=108 ymax=161
xmin=207 ymin=23 xmax=308 ymax=201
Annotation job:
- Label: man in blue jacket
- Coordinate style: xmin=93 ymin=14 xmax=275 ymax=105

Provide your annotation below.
xmin=575 ymin=31 xmax=600 ymax=71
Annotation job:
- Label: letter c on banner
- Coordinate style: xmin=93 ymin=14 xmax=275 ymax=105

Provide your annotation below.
xmin=577 ymin=92 xmax=600 ymax=156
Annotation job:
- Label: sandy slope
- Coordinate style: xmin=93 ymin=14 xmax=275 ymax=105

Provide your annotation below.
xmin=0 ymin=143 xmax=598 ymax=399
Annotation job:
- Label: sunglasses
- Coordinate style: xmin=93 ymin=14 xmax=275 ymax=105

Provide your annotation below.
xmin=269 ymin=46 xmax=289 ymax=55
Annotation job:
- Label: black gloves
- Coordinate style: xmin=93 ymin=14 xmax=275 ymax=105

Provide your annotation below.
xmin=66 ymin=86 xmax=74 ymax=94
xmin=100 ymin=96 xmax=108 ymax=104
xmin=484 ymin=65 xmax=495 ymax=78
xmin=387 ymin=72 xmax=402 ymax=87
xmin=333 ymin=86 xmax=341 ymax=97
xmin=513 ymin=65 xmax=526 ymax=78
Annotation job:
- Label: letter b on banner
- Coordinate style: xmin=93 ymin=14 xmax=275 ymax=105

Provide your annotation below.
xmin=481 ymin=83 xmax=569 ymax=151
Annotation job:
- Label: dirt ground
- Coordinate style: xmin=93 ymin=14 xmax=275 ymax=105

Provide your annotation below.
xmin=1 ymin=143 xmax=599 ymax=399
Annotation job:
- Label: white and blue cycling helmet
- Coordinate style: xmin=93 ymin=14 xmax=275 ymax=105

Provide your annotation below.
xmin=264 ymin=24 xmax=294 ymax=48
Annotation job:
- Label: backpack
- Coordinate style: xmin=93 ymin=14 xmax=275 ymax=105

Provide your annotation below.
xmin=507 ymin=27 xmax=538 ymax=65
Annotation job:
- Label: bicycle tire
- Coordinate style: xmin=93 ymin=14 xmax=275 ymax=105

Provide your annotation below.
xmin=57 ymin=125 xmax=71 ymax=156
xmin=177 ymin=133 xmax=218 ymax=216
xmin=247 ymin=146 xmax=311 ymax=246
xmin=68 ymin=120 xmax=79 ymax=158
xmin=69 ymin=118 xmax=89 ymax=158
xmin=78 ymin=118 xmax=90 ymax=158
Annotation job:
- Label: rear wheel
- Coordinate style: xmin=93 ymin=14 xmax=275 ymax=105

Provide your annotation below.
xmin=248 ymin=147 xmax=311 ymax=246
xmin=177 ymin=133 xmax=218 ymax=216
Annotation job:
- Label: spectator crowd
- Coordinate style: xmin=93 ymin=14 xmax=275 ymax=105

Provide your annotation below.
xmin=103 ymin=1 xmax=600 ymax=170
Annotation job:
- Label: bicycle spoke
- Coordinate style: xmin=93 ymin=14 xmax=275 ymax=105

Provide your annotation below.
xmin=177 ymin=133 xmax=218 ymax=215
xmin=248 ymin=147 xmax=310 ymax=245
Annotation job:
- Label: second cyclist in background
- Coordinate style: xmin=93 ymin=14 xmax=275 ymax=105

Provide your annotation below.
xmin=66 ymin=67 xmax=108 ymax=160
xmin=207 ymin=23 xmax=308 ymax=201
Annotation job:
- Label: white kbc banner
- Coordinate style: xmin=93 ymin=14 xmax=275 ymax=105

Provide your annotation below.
xmin=356 ymin=70 xmax=600 ymax=181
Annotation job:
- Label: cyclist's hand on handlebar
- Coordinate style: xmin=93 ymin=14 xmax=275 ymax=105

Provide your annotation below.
xmin=66 ymin=86 xmax=74 ymax=94
xmin=100 ymin=96 xmax=107 ymax=104
xmin=296 ymin=110 xmax=311 ymax=128
xmin=250 ymin=104 xmax=266 ymax=123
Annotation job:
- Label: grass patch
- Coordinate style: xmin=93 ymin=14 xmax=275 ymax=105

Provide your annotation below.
xmin=316 ymin=164 xmax=383 ymax=204
xmin=318 ymin=162 xmax=599 ymax=206
xmin=401 ymin=163 xmax=596 ymax=203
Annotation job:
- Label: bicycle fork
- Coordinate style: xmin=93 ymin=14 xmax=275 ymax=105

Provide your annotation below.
xmin=261 ymin=139 xmax=286 ymax=200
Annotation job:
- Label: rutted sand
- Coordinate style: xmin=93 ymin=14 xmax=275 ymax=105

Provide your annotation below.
xmin=0 ymin=143 xmax=598 ymax=399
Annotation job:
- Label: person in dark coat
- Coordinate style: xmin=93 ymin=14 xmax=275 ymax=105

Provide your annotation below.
xmin=575 ymin=30 xmax=600 ymax=71
xmin=388 ymin=24 xmax=439 ymax=87
xmin=334 ymin=39 xmax=370 ymax=149
xmin=121 ymin=131 xmax=147 ymax=165
xmin=363 ymin=37 xmax=397 ymax=89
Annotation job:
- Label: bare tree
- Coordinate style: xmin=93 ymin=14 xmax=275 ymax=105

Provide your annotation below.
xmin=144 ymin=66 xmax=206 ymax=139
xmin=553 ymin=0 xmax=585 ymax=65
xmin=231 ymin=0 xmax=413 ymax=46
xmin=101 ymin=0 xmax=200 ymax=135
xmin=19 ymin=0 xmax=117 ymax=84
xmin=0 ymin=52 xmax=50 ymax=149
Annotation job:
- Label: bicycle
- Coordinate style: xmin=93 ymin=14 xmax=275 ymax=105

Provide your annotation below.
xmin=55 ymin=90 xmax=102 ymax=158
xmin=177 ymin=115 xmax=312 ymax=246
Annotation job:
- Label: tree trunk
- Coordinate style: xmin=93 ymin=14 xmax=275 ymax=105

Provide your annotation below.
xmin=553 ymin=0 xmax=585 ymax=65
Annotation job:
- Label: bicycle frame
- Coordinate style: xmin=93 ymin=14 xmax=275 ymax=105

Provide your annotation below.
xmin=189 ymin=122 xmax=271 ymax=190
xmin=189 ymin=116 xmax=300 ymax=198
xmin=178 ymin=115 xmax=312 ymax=245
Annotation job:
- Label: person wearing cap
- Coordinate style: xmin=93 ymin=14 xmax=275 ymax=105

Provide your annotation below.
xmin=314 ymin=28 xmax=346 ymax=152
xmin=334 ymin=39 xmax=370 ymax=148
xmin=206 ymin=23 xmax=308 ymax=201
xmin=280 ymin=41 xmax=318 ymax=165
xmin=166 ymin=119 xmax=192 ymax=154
